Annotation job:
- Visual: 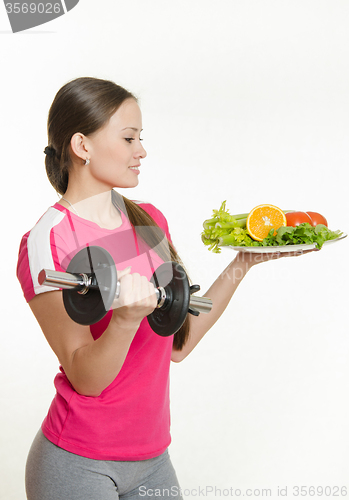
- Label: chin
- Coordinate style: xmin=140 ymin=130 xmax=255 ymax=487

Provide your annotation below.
xmin=114 ymin=180 xmax=139 ymax=189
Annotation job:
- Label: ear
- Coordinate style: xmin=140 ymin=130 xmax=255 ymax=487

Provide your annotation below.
xmin=70 ymin=133 xmax=89 ymax=162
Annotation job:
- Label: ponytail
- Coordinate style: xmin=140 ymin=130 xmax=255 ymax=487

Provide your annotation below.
xmin=44 ymin=147 xmax=69 ymax=195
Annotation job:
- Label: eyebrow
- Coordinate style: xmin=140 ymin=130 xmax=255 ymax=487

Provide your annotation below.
xmin=122 ymin=127 xmax=143 ymax=132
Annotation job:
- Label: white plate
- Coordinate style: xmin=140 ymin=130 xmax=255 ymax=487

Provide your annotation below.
xmin=224 ymin=233 xmax=347 ymax=253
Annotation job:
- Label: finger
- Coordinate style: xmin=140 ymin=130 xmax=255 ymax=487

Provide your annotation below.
xmin=138 ymin=275 xmax=156 ymax=301
xmin=117 ymin=266 xmax=132 ymax=279
xmin=138 ymin=278 xmax=157 ymax=310
xmin=282 ymin=248 xmax=318 ymax=257
xmin=112 ymin=271 xmax=134 ymax=308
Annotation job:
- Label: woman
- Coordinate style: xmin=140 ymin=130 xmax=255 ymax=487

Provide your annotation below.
xmin=17 ymin=77 xmax=307 ymax=499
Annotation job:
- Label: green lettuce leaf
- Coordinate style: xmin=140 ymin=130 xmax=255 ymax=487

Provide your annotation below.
xmin=261 ymin=223 xmax=342 ymax=249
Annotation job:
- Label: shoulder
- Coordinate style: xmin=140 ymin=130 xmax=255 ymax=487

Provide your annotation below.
xmin=27 ymin=205 xmax=67 ymax=243
xmin=18 ymin=205 xmax=70 ymax=260
xmin=17 ymin=206 xmax=67 ymax=264
xmin=133 ymin=201 xmax=168 ymax=230
xmin=16 ymin=205 xmax=72 ymax=302
xmin=132 ymin=200 xmax=172 ymax=244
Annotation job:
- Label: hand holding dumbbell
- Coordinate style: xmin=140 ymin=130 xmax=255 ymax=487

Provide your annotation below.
xmin=111 ymin=266 xmax=159 ymax=327
xmin=38 ymin=246 xmax=212 ymax=337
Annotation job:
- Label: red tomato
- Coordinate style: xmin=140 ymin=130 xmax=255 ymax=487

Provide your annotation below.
xmin=285 ymin=211 xmax=312 ymax=227
xmin=306 ymin=211 xmax=328 ymax=227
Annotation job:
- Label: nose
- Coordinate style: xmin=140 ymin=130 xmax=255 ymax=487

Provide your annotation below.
xmin=134 ymin=139 xmax=147 ymax=159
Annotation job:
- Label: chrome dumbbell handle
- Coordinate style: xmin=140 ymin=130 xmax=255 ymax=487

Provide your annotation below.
xmin=39 ymin=269 xmax=162 ymax=301
xmin=38 ymin=269 xmax=91 ymax=292
xmin=38 ymin=269 xmax=212 ymax=315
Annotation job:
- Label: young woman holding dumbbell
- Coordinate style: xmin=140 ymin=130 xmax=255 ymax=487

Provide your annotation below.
xmin=17 ymin=77 xmax=309 ymax=500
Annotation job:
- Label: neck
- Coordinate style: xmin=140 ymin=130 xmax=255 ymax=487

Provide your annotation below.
xmin=60 ymin=189 xmax=122 ymax=229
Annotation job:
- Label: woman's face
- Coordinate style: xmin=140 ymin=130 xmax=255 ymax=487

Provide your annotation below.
xmin=86 ymin=98 xmax=147 ymax=189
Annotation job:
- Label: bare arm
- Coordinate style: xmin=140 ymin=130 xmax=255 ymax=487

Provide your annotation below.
xmin=171 ymin=253 xmax=251 ymax=362
xmin=171 ymin=249 xmax=312 ymax=362
xmin=29 ymin=271 xmax=157 ymax=397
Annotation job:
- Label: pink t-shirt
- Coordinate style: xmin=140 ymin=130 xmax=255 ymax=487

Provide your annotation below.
xmin=17 ymin=201 xmax=175 ymax=460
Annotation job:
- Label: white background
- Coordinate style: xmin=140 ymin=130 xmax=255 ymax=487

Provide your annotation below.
xmin=1 ymin=1 xmax=348 ymax=498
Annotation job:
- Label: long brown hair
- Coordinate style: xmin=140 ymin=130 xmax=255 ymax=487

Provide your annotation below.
xmin=45 ymin=77 xmax=189 ymax=350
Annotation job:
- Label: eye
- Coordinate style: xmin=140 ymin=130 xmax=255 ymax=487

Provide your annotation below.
xmin=125 ymin=137 xmax=143 ymax=143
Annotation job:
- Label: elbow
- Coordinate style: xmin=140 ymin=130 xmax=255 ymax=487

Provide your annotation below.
xmin=171 ymin=350 xmax=187 ymax=363
xmin=71 ymin=381 xmax=103 ymax=398
xmin=65 ymin=366 xmax=105 ymax=397
xmin=81 ymin=391 xmax=102 ymax=398
xmin=79 ymin=388 xmax=102 ymax=398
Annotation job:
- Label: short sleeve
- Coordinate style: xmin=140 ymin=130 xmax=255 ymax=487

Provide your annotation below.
xmin=138 ymin=202 xmax=173 ymax=245
xmin=16 ymin=208 xmax=67 ymax=303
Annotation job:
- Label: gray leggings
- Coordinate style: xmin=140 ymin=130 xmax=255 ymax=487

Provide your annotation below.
xmin=26 ymin=430 xmax=182 ymax=500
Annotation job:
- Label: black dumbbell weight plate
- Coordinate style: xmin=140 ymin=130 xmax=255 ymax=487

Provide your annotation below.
xmin=63 ymin=246 xmax=117 ymax=325
xmin=148 ymin=262 xmax=190 ymax=337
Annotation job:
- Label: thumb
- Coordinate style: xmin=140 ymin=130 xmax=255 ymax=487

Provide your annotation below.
xmin=117 ymin=266 xmax=132 ymax=279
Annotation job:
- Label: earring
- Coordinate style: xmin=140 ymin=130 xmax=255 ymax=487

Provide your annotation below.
xmin=84 ymin=158 xmax=90 ymax=166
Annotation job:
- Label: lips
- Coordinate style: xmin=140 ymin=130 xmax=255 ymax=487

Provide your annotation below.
xmin=129 ymin=165 xmax=140 ymax=175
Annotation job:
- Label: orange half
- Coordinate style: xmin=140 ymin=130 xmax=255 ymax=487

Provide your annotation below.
xmin=246 ymin=204 xmax=287 ymax=241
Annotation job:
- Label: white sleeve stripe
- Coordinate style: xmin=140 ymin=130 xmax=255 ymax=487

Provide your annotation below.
xmin=27 ymin=207 xmax=66 ymax=296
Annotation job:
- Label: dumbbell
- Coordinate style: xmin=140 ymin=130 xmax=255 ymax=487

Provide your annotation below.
xmin=38 ymin=246 xmax=212 ymax=337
